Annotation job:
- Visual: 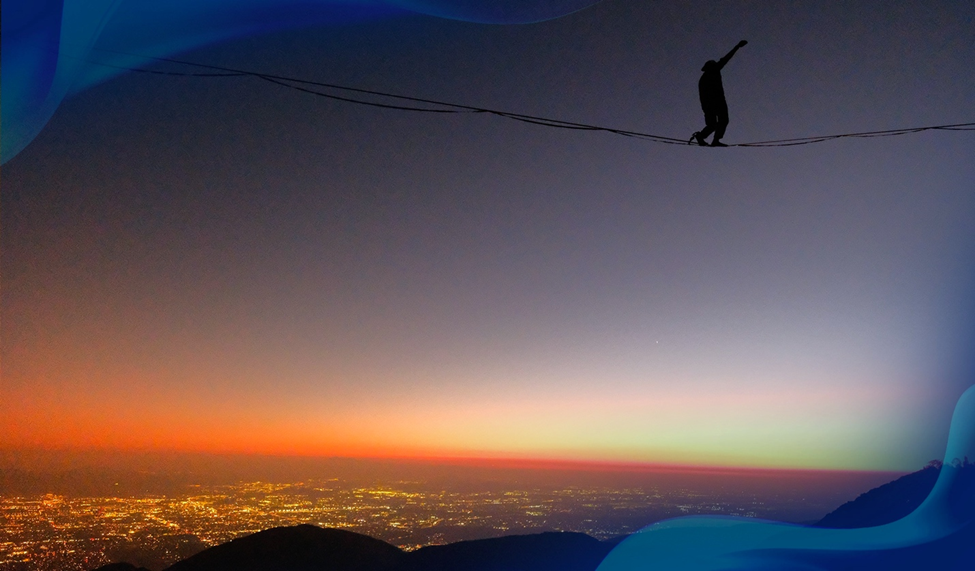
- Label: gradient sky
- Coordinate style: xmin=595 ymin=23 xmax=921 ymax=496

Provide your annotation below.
xmin=3 ymin=0 xmax=975 ymax=472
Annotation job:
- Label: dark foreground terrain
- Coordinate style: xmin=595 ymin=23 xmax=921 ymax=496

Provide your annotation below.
xmin=95 ymin=463 xmax=974 ymax=571
xmin=95 ymin=525 xmax=618 ymax=571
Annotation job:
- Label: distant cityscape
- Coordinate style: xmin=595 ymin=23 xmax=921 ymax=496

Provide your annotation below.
xmin=0 ymin=478 xmax=832 ymax=571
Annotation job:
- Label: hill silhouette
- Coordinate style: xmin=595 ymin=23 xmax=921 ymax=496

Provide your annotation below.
xmin=93 ymin=564 xmax=152 ymax=571
xmin=815 ymin=463 xmax=941 ymax=528
xmin=815 ymin=461 xmax=975 ymax=528
xmin=402 ymin=531 xmax=613 ymax=571
xmin=162 ymin=525 xmax=405 ymax=571
xmin=93 ymin=525 xmax=618 ymax=571
xmin=89 ymin=525 xmax=617 ymax=571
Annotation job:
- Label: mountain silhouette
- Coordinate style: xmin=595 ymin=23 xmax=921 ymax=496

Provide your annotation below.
xmin=815 ymin=463 xmax=941 ymax=528
xmin=162 ymin=525 xmax=405 ymax=571
xmin=814 ymin=462 xmax=975 ymax=528
xmin=92 ymin=564 xmax=152 ymax=571
xmin=402 ymin=531 xmax=614 ymax=571
xmin=89 ymin=525 xmax=618 ymax=571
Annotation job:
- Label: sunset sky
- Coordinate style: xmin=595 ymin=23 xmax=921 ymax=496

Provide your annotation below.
xmin=3 ymin=0 xmax=974 ymax=472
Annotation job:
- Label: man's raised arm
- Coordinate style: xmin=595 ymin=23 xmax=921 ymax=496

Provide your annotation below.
xmin=717 ymin=40 xmax=748 ymax=69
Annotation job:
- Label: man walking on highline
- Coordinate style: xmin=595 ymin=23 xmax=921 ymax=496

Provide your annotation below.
xmin=692 ymin=40 xmax=747 ymax=147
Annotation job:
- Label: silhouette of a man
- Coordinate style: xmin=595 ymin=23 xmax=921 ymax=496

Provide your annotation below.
xmin=692 ymin=40 xmax=747 ymax=147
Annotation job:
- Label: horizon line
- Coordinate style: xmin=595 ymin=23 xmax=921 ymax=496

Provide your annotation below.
xmin=0 ymin=445 xmax=909 ymax=476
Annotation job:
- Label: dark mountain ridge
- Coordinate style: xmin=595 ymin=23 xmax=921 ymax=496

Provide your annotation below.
xmin=163 ymin=525 xmax=404 ymax=571
xmin=93 ymin=524 xmax=616 ymax=571
xmin=402 ymin=530 xmax=613 ymax=571
xmin=815 ymin=462 xmax=941 ymax=528
xmin=816 ymin=461 xmax=975 ymax=528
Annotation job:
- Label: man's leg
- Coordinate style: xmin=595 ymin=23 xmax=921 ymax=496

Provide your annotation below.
xmin=711 ymin=103 xmax=729 ymax=146
xmin=695 ymin=111 xmax=717 ymax=145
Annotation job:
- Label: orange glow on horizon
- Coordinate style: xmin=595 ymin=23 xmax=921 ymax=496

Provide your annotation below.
xmin=1 ymin=364 xmax=919 ymax=473
xmin=0 ymin=429 xmax=898 ymax=478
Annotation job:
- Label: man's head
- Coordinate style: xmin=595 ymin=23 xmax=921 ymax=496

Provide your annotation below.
xmin=701 ymin=60 xmax=718 ymax=72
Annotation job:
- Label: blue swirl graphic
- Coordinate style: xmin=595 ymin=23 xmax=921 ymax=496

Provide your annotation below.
xmin=597 ymin=385 xmax=975 ymax=570
xmin=1 ymin=0 xmax=597 ymax=163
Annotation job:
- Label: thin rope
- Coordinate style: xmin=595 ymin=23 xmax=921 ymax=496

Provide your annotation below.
xmin=736 ymin=123 xmax=975 ymax=147
xmin=80 ymin=48 xmax=974 ymax=148
xmin=256 ymin=75 xmax=467 ymax=113
xmin=83 ymin=58 xmax=247 ymax=77
xmin=81 ymin=48 xmax=689 ymax=145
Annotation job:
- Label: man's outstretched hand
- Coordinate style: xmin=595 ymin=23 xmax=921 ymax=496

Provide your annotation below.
xmin=719 ymin=40 xmax=748 ymax=66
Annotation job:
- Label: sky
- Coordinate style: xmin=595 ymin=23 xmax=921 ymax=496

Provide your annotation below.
xmin=3 ymin=0 xmax=975 ymax=473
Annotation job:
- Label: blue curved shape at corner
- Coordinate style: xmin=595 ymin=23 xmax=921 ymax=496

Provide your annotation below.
xmin=0 ymin=0 xmax=598 ymax=164
xmin=597 ymin=385 xmax=975 ymax=571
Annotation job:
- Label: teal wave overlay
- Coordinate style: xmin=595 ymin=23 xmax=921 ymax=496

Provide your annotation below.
xmin=1 ymin=0 xmax=597 ymax=163
xmin=597 ymin=385 xmax=975 ymax=570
